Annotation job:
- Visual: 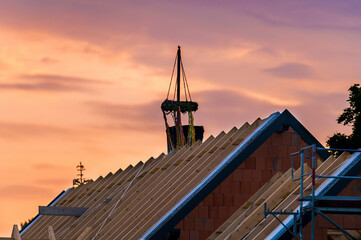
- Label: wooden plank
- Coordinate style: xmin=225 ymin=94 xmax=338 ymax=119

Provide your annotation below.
xmin=11 ymin=225 xmax=21 ymax=240
xmin=238 ymin=154 xmax=341 ymax=239
xmin=217 ymin=164 xmax=308 ymax=240
xmin=245 ymin=152 xmax=350 ymax=240
xmin=76 ymin=134 xmax=216 ymax=238
xmin=25 ymin=159 xmax=126 ymax=239
xmin=27 ymin=158 xmax=148 ymax=239
xmin=48 ymin=226 xmax=56 ymax=240
xmin=96 ymin=129 xmax=233 ymax=238
xmin=251 ymin=153 xmax=350 ymax=239
xmin=124 ymin=120 xmax=262 ymax=239
xmin=126 ymin=121 xmax=266 ymax=239
xmin=65 ymin=138 xmax=207 ymax=238
xmin=51 ymin=156 xmax=156 ymax=239
xmin=68 ymin=144 xmax=196 ymax=238
xmin=39 ymin=206 xmax=88 ymax=216
xmin=84 ymin=133 xmax=220 ymax=238
xmin=34 ymin=118 xmax=255 ymax=238
xmin=348 ymin=230 xmax=361 ymax=239
xmin=22 ymin=177 xmax=93 ymax=238
xmin=327 ymin=232 xmax=348 ymax=240
xmin=58 ymin=158 xmax=153 ymax=239
xmin=210 ymin=170 xmax=291 ymax=239
xmin=243 ymin=155 xmax=338 ymax=239
xmin=120 ymin=127 xmax=246 ymax=238
xmin=223 ymin=164 xmax=309 ymax=240
xmin=208 ymin=171 xmax=284 ymax=239
xmin=75 ymin=226 xmax=92 ymax=240
xmin=41 ymin=171 xmax=117 ymax=239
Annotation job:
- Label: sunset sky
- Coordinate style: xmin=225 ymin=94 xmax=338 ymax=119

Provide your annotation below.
xmin=1 ymin=0 xmax=360 ymax=236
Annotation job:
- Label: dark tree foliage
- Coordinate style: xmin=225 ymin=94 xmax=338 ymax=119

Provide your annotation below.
xmin=327 ymin=84 xmax=361 ymax=155
xmin=20 ymin=217 xmax=34 ymax=231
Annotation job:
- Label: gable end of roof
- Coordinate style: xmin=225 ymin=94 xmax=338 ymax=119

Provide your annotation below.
xmin=142 ymin=110 xmax=329 ymax=239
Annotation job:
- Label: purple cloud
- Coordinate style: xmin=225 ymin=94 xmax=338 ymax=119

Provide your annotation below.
xmin=19 ymin=74 xmax=109 ymax=85
xmin=193 ymin=89 xmax=279 ymax=132
xmin=85 ymin=89 xmax=293 ymax=137
xmin=264 ymin=62 xmax=316 ymax=79
xmin=0 ymin=82 xmax=86 ymax=92
xmin=40 ymin=57 xmax=58 ymax=64
xmin=0 ymin=74 xmax=110 ymax=92
xmin=85 ymin=100 xmax=164 ymax=132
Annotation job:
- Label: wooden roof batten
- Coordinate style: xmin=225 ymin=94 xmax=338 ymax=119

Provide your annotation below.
xmin=265 ymin=151 xmax=361 ymax=240
xmin=224 ymin=152 xmax=349 ymax=239
xmin=139 ymin=114 xmax=276 ymax=239
xmin=124 ymin=120 xmax=261 ymax=239
xmin=140 ymin=110 xmax=328 ymax=240
xmin=18 ymin=109 xmax=330 ymax=239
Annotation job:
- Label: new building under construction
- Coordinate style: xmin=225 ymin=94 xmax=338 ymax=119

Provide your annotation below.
xmin=11 ymin=47 xmax=361 ymax=240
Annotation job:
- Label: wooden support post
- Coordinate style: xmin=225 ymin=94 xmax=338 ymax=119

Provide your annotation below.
xmin=48 ymin=226 xmax=56 ymax=240
xmin=11 ymin=225 xmax=21 ymax=240
xmin=76 ymin=226 xmax=92 ymax=240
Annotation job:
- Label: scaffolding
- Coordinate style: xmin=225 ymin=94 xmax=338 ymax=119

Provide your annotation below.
xmin=264 ymin=144 xmax=361 ymax=240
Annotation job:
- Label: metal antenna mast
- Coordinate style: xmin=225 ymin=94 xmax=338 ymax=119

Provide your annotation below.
xmin=73 ymin=161 xmax=90 ymax=187
xmin=77 ymin=162 xmax=85 ymax=183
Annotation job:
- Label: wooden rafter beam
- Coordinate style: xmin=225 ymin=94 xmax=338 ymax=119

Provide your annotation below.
xmin=39 ymin=206 xmax=88 ymax=217
xmin=11 ymin=225 xmax=21 ymax=240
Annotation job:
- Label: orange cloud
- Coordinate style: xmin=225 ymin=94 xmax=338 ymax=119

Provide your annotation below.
xmin=0 ymin=185 xmax=55 ymax=200
xmin=33 ymin=178 xmax=69 ymax=186
xmin=0 ymin=122 xmax=78 ymax=141
xmin=264 ymin=62 xmax=317 ymax=79
xmin=32 ymin=163 xmax=69 ymax=171
xmin=0 ymin=74 xmax=111 ymax=93
xmin=0 ymin=1 xmax=360 ymax=237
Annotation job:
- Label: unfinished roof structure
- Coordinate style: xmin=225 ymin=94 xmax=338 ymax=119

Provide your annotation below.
xmin=20 ymin=109 xmax=335 ymax=240
xmin=209 ymin=150 xmax=361 ymax=239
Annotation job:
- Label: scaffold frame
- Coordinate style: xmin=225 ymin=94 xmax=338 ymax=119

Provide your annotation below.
xmin=264 ymin=145 xmax=361 ymax=240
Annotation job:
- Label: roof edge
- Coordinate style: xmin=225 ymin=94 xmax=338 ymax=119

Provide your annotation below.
xmin=280 ymin=109 xmax=329 ymax=160
xmin=20 ymin=188 xmax=70 ymax=235
xmin=141 ymin=111 xmax=282 ymax=239
xmin=140 ymin=110 xmax=330 ymax=239
xmin=266 ymin=151 xmax=361 ymax=240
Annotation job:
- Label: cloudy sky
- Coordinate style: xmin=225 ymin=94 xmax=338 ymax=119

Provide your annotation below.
xmin=0 ymin=0 xmax=359 ymax=236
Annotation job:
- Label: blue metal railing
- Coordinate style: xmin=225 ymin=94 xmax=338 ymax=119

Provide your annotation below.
xmin=266 ymin=146 xmax=361 ymax=240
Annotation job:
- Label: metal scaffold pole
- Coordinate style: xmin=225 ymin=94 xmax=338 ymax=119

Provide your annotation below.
xmin=265 ymin=145 xmax=361 ymax=240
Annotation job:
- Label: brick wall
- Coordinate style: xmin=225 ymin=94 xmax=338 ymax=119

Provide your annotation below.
xmin=175 ymin=128 xmax=314 ymax=240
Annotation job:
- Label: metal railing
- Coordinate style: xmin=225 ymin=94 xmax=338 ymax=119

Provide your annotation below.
xmin=265 ymin=145 xmax=361 ymax=240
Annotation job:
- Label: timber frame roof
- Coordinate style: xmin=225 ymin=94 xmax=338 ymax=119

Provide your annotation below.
xmin=210 ymin=151 xmax=361 ymax=239
xmin=20 ymin=109 xmax=329 ymax=240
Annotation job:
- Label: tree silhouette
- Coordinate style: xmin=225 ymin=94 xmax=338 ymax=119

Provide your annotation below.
xmin=327 ymin=84 xmax=361 ymax=155
xmin=20 ymin=217 xmax=34 ymax=231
